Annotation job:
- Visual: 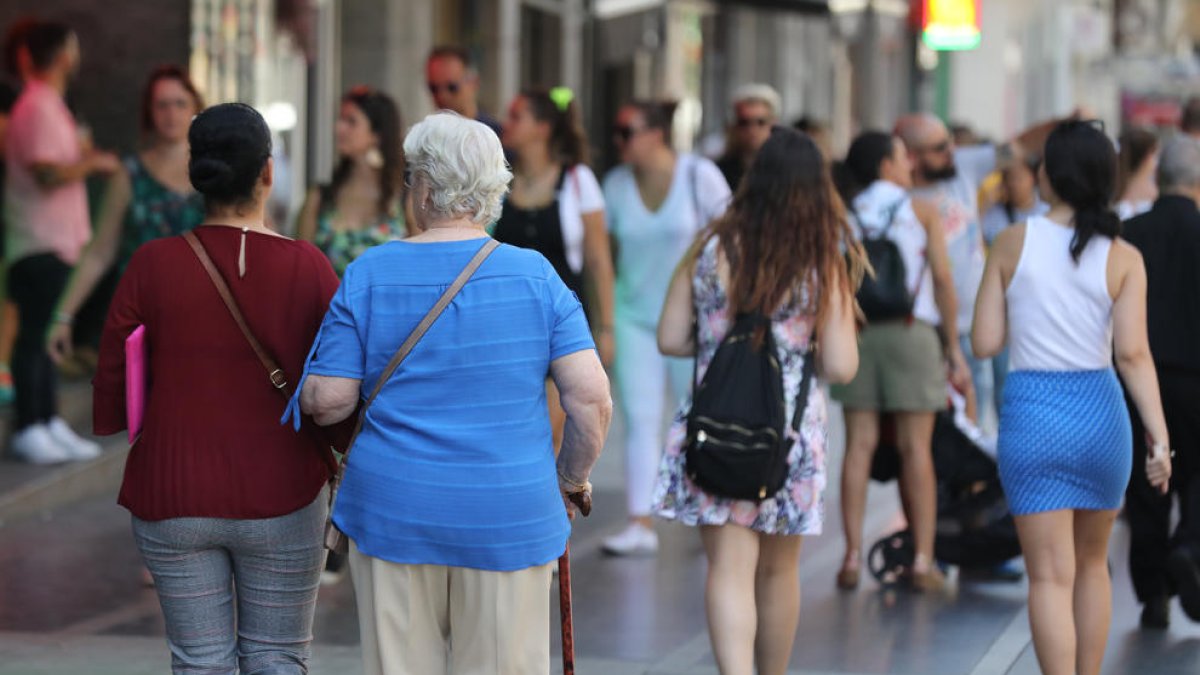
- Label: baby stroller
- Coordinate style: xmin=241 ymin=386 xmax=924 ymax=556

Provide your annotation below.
xmin=867 ymin=390 xmax=1021 ymax=585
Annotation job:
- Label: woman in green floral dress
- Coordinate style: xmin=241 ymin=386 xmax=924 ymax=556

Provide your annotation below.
xmin=297 ymin=86 xmax=407 ymax=277
xmin=47 ymin=65 xmax=205 ymax=364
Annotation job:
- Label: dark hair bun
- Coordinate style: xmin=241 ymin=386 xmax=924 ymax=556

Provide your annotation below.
xmin=188 ymin=103 xmax=271 ymax=206
xmin=188 ymin=157 xmax=236 ymax=194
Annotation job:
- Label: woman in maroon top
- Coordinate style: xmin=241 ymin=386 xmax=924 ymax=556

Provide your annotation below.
xmin=93 ymin=103 xmax=341 ymax=674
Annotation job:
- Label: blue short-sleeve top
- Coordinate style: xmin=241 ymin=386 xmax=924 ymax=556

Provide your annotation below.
xmin=284 ymin=238 xmax=595 ymax=571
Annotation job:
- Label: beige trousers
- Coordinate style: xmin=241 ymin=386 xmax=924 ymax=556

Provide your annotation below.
xmin=348 ymin=541 xmax=554 ymax=675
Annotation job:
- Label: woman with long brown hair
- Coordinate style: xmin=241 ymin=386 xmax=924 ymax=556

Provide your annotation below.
xmin=297 ymin=85 xmax=406 ymax=276
xmin=653 ymin=127 xmax=861 ymax=675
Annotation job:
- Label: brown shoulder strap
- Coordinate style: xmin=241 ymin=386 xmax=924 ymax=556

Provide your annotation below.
xmin=183 ymin=230 xmax=292 ymax=400
xmin=347 ymin=237 xmax=501 ymax=446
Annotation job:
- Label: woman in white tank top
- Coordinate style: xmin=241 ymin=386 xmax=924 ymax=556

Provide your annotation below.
xmin=972 ymin=121 xmax=1172 ymax=675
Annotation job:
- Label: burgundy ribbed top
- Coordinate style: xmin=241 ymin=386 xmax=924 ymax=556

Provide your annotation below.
xmin=94 ymin=225 xmax=350 ymax=521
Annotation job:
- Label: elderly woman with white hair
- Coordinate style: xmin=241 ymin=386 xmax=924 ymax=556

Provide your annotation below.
xmin=287 ymin=112 xmax=611 ymax=675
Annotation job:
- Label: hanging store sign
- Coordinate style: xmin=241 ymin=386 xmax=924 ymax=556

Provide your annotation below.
xmin=921 ymin=0 xmax=981 ymax=51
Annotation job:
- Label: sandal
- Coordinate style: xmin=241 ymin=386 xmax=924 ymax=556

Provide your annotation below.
xmin=837 ymin=552 xmax=861 ymax=590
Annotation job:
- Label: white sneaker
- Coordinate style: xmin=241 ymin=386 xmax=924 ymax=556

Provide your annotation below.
xmin=47 ymin=418 xmax=102 ymax=461
xmin=10 ymin=424 xmax=71 ymax=465
xmin=602 ymin=523 xmax=659 ymax=556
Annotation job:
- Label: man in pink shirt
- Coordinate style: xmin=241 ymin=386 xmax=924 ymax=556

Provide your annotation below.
xmin=5 ymin=21 xmax=118 ymax=463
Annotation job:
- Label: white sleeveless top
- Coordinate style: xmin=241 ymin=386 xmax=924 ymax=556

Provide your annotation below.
xmin=1007 ymin=215 xmax=1114 ymax=371
xmin=851 ymin=180 xmax=938 ymax=326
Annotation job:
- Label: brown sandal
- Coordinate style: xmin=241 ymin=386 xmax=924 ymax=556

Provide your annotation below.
xmin=910 ymin=565 xmax=946 ymax=592
xmin=836 ymin=566 xmax=860 ymax=590
xmin=837 ymin=552 xmax=861 ymax=590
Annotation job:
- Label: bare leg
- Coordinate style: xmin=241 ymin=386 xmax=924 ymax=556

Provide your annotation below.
xmin=753 ymin=534 xmax=803 ymax=675
xmin=700 ymin=524 xmax=759 ymax=675
xmin=1073 ymin=509 xmax=1119 ymax=675
xmin=841 ymin=409 xmax=881 ymax=577
xmin=1015 ymin=510 xmax=1077 ymax=675
xmin=893 ymin=412 xmax=937 ymax=572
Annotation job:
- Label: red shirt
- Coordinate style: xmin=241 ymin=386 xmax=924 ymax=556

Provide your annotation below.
xmin=94 ymin=226 xmax=346 ymax=521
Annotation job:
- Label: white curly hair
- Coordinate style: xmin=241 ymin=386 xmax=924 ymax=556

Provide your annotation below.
xmin=403 ymin=111 xmax=511 ymax=225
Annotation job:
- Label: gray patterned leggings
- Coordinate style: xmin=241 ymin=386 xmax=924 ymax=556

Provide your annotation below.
xmin=131 ymin=492 xmax=327 ymax=674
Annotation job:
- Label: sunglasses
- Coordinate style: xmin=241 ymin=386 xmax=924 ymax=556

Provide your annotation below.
xmin=921 ymin=139 xmax=951 ymax=154
xmin=427 ymin=82 xmax=461 ymax=96
xmin=735 ymin=117 xmax=770 ymax=129
xmin=613 ymin=125 xmax=647 ymax=143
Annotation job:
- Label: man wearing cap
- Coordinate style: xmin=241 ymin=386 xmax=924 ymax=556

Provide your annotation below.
xmin=716 ymin=83 xmax=781 ymax=191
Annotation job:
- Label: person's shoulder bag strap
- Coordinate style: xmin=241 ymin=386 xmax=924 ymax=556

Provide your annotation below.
xmin=344 ymin=237 xmax=501 ymax=454
xmin=183 ymin=230 xmax=292 ymax=400
xmin=791 ymin=331 xmax=819 ymax=433
xmin=322 ymin=237 xmax=499 ymax=554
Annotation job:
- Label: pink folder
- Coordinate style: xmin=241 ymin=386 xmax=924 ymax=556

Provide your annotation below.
xmin=125 ymin=325 xmax=147 ymax=444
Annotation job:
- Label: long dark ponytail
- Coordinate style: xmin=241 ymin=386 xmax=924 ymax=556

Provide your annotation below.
xmin=1042 ymin=120 xmax=1120 ymax=262
xmin=834 ymin=131 xmax=895 ymax=207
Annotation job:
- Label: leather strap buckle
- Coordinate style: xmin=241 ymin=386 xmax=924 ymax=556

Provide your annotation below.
xmin=269 ymin=369 xmax=288 ymax=390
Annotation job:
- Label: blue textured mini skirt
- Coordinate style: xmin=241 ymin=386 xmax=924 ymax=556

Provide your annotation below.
xmin=997 ymin=369 xmax=1132 ymax=516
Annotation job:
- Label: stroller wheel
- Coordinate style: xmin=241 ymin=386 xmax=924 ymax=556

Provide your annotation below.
xmin=868 ymin=531 xmax=914 ymax=586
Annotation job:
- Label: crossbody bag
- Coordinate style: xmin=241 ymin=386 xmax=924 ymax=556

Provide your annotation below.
xmin=323 ymin=238 xmax=500 ymax=553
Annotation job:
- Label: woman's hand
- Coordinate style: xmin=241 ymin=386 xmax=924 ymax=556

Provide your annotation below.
xmin=1146 ymin=435 xmax=1172 ymax=495
xmin=558 ymin=472 xmax=593 ymax=521
xmin=946 ymin=345 xmax=972 ymax=394
xmin=46 ymin=321 xmax=74 ymax=365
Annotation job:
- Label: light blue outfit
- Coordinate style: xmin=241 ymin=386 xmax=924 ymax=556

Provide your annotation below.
xmin=282 ymin=238 xmax=595 ymax=571
xmin=602 ymin=153 xmax=732 ymax=517
xmin=980 ymin=199 xmax=1049 ymax=246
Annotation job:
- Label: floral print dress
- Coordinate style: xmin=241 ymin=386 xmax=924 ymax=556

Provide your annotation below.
xmin=313 ymin=208 xmax=406 ymax=277
xmin=117 ymin=156 xmax=206 ymax=270
xmin=652 ymin=237 xmax=828 ymax=536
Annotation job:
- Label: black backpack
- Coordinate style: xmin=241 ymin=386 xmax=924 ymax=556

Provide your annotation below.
xmin=684 ymin=313 xmax=816 ymax=501
xmin=855 ymin=200 xmax=923 ymax=321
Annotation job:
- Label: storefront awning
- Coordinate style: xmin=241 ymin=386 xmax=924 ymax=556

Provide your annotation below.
xmin=712 ymin=0 xmax=832 ymax=14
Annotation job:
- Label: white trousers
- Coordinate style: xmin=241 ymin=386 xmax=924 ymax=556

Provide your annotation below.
xmin=614 ymin=315 xmax=693 ymax=516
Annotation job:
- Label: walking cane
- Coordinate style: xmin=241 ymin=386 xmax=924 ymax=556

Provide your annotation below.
xmin=560 ymin=491 xmax=592 ymax=675
xmin=558 ymin=544 xmax=577 ymax=675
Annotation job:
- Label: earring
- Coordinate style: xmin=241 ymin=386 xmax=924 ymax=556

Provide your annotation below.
xmin=365 ymin=147 xmax=384 ymax=169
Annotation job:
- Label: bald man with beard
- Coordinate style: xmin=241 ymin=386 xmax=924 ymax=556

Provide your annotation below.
xmin=893 ymin=112 xmax=1070 ymax=424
